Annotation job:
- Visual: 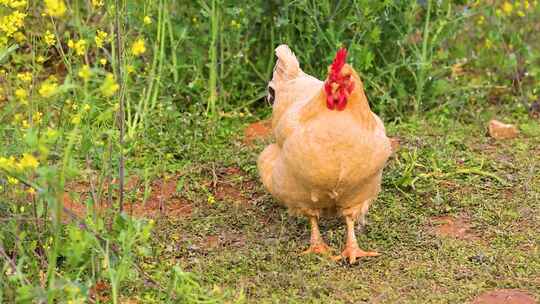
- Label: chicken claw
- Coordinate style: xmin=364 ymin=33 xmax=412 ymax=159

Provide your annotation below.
xmin=301 ymin=242 xmax=333 ymax=255
xmin=333 ymin=214 xmax=380 ymax=263
xmin=301 ymin=216 xmax=333 ymax=256
xmin=333 ymin=247 xmax=379 ymax=264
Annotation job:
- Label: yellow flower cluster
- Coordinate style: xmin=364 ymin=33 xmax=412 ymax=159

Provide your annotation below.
xmin=44 ymin=30 xmax=55 ymax=46
xmin=0 ymin=0 xmax=27 ymax=9
xmin=68 ymin=39 xmax=86 ymax=56
xmin=0 ymin=10 xmax=26 ymax=38
xmin=100 ymin=73 xmax=119 ymax=97
xmin=499 ymin=0 xmax=537 ymax=17
xmin=131 ymin=38 xmax=146 ymax=56
xmin=39 ymin=78 xmax=59 ymax=98
xmin=17 ymin=71 xmax=32 ymax=82
xmin=44 ymin=0 xmax=66 ymax=18
xmin=95 ymin=30 xmax=108 ymax=48
xmin=91 ymin=0 xmax=103 ymax=8
xmin=15 ymin=88 xmax=28 ymax=104
xmin=0 ymin=153 xmax=39 ymax=172
xmin=78 ymin=65 xmax=92 ymax=81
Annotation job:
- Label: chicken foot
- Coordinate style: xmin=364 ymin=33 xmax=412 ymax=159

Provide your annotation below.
xmin=301 ymin=216 xmax=332 ymax=255
xmin=333 ymin=215 xmax=379 ymax=263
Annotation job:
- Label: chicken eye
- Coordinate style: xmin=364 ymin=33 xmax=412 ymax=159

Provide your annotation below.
xmin=267 ymin=86 xmax=275 ymax=105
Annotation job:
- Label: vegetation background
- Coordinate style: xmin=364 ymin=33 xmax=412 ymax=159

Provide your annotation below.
xmin=0 ymin=0 xmax=539 ymax=303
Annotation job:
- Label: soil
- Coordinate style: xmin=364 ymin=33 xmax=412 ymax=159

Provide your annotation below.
xmin=62 ymin=175 xmax=192 ymax=219
xmin=430 ymin=214 xmax=478 ymax=241
xmin=471 ymin=289 xmax=537 ymax=304
xmin=243 ymin=119 xmax=272 ymax=144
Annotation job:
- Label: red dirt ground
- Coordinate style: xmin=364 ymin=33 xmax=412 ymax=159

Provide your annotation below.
xmin=243 ymin=120 xmax=272 ymax=144
xmin=471 ymin=289 xmax=537 ymax=304
xmin=430 ymin=214 xmax=478 ymax=241
xmin=62 ymin=175 xmax=192 ymax=219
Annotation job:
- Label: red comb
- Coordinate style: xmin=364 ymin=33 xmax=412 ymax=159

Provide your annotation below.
xmin=330 ymin=48 xmax=347 ymax=76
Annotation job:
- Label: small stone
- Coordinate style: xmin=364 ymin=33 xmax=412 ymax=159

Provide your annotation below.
xmin=488 ymin=119 xmax=519 ymax=140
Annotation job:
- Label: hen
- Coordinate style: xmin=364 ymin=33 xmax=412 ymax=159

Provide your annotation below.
xmin=258 ymin=45 xmax=392 ymax=263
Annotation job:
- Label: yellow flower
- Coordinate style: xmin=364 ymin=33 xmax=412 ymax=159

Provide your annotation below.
xmin=44 ymin=0 xmax=66 ymax=17
xmin=39 ymin=81 xmax=58 ymax=98
xmin=126 ymin=65 xmax=135 ymax=74
xmin=37 ymin=55 xmax=46 ymax=63
xmin=13 ymin=31 xmax=25 ymax=42
xmin=524 ymin=0 xmax=530 ymax=9
xmin=0 ymin=11 xmax=27 ymax=38
xmin=143 ymin=16 xmax=152 ymax=25
xmin=91 ymin=0 xmax=103 ymax=8
xmin=27 ymin=187 xmax=35 ymax=195
xmin=100 ymin=73 xmax=119 ymax=97
xmin=82 ymin=104 xmax=91 ymax=111
xmin=15 ymin=88 xmax=28 ymax=104
xmin=44 ymin=30 xmax=55 ymax=46
xmin=95 ymin=30 xmax=108 ymax=48
xmin=131 ymin=38 xmax=146 ymax=56
xmin=68 ymin=39 xmax=86 ymax=56
xmin=78 ymin=65 xmax=92 ymax=81
xmin=0 ymin=0 xmax=27 ymax=9
xmin=99 ymin=58 xmax=107 ymax=65
xmin=517 ymin=10 xmax=525 ymax=17
xmin=502 ymin=1 xmax=513 ymax=15
xmin=17 ymin=71 xmax=32 ymax=82
xmin=7 ymin=176 xmax=19 ymax=185
xmin=32 ymin=111 xmax=42 ymax=123
xmin=0 ymin=156 xmax=17 ymax=171
xmin=15 ymin=88 xmax=28 ymax=99
xmin=19 ymin=153 xmax=39 ymax=169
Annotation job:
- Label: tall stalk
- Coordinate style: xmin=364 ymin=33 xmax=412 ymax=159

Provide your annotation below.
xmin=415 ymin=0 xmax=432 ymax=114
xmin=206 ymin=0 xmax=219 ymax=120
xmin=114 ymin=0 xmax=126 ymax=212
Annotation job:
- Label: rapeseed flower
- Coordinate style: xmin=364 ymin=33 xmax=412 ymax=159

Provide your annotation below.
xmin=39 ymin=80 xmax=58 ymax=98
xmin=100 ymin=73 xmax=119 ymax=97
xmin=95 ymin=30 xmax=108 ymax=48
xmin=131 ymin=38 xmax=146 ymax=56
xmin=44 ymin=0 xmax=66 ymax=17
xmin=78 ymin=65 xmax=92 ymax=81
xmin=44 ymin=30 xmax=55 ymax=46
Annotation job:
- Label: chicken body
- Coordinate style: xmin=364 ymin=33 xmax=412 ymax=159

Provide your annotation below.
xmin=258 ymin=45 xmax=391 ymax=262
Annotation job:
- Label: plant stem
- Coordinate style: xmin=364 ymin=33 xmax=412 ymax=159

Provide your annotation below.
xmin=207 ymin=0 xmax=219 ymax=119
xmin=415 ymin=0 xmax=432 ymax=114
xmin=114 ymin=0 xmax=125 ymax=212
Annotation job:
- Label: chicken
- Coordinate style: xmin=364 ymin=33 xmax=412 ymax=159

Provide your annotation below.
xmin=258 ymin=45 xmax=392 ymax=263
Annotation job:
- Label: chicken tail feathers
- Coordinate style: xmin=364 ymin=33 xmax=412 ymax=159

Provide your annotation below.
xmin=271 ymin=44 xmax=301 ymax=86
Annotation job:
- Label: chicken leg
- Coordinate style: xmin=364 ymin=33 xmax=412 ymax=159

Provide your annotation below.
xmin=334 ymin=215 xmax=379 ymax=263
xmin=301 ymin=216 xmax=332 ymax=255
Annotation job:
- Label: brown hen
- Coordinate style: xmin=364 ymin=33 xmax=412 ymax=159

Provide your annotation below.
xmin=258 ymin=45 xmax=392 ymax=263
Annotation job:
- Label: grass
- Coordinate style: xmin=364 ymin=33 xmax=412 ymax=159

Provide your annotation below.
xmin=129 ymin=105 xmax=539 ymax=303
